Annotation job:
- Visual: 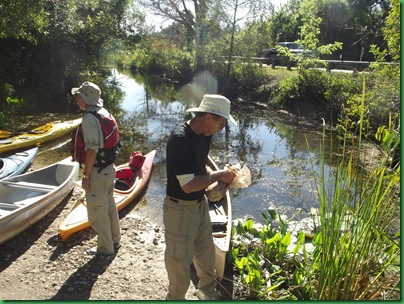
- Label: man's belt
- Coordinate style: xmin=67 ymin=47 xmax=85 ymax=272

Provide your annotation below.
xmin=169 ymin=196 xmax=204 ymax=203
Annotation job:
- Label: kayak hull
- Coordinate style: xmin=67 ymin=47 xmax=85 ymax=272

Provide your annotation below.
xmin=0 ymin=147 xmax=39 ymax=180
xmin=0 ymin=118 xmax=82 ymax=154
xmin=58 ymin=150 xmax=156 ymax=241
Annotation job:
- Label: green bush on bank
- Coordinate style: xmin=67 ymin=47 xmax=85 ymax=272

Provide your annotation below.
xmin=0 ymin=96 xmax=23 ymax=129
xmin=117 ymin=41 xmax=194 ymax=84
xmin=268 ymin=66 xmax=399 ymax=144
xmin=270 ymin=69 xmax=362 ymax=122
xmin=205 ymin=58 xmax=269 ymax=99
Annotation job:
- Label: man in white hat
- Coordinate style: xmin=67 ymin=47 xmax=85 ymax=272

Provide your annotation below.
xmin=71 ymin=81 xmax=121 ymax=255
xmin=164 ymin=94 xmax=237 ymax=300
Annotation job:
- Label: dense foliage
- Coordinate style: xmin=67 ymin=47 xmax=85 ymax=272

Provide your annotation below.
xmin=0 ymin=0 xmax=145 ymax=126
xmin=0 ymin=0 xmax=397 ymax=118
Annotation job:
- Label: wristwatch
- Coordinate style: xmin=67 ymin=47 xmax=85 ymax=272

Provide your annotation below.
xmin=83 ymin=174 xmax=90 ymax=179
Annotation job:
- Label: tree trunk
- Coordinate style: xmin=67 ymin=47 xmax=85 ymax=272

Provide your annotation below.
xmin=195 ymin=0 xmax=208 ymax=72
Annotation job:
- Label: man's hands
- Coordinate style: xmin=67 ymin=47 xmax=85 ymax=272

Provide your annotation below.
xmin=220 ymin=166 xmax=236 ymax=185
xmin=82 ymin=176 xmax=91 ymax=192
xmin=181 ymin=166 xmax=236 ymax=194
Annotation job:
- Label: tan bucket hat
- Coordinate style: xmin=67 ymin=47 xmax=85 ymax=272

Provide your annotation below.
xmin=71 ymin=81 xmax=104 ymax=107
xmin=186 ymin=94 xmax=237 ymax=125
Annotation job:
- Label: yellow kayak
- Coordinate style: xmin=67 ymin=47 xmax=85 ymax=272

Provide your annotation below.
xmin=0 ymin=118 xmax=82 ymax=154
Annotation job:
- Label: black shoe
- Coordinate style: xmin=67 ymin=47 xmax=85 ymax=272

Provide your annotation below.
xmin=114 ymin=242 xmax=121 ymax=250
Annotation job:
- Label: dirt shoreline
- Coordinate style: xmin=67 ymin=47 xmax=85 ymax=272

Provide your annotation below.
xmin=0 ymin=186 xmax=207 ymax=300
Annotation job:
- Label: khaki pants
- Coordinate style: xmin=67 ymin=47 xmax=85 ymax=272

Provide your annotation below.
xmin=86 ymin=164 xmax=120 ymax=254
xmin=164 ymin=195 xmax=216 ymax=300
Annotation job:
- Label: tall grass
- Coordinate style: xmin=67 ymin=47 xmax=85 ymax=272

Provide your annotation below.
xmin=231 ymin=78 xmax=400 ymax=300
xmin=308 ymin=78 xmax=400 ymax=300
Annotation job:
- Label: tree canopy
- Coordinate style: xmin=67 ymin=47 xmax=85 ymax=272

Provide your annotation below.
xmin=0 ymin=0 xmax=398 ymax=118
xmin=0 ymin=0 xmax=145 ymax=116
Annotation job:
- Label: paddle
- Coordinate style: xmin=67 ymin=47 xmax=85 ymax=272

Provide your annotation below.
xmin=0 ymin=128 xmax=50 ymax=139
xmin=0 ymin=130 xmax=26 ymax=139
xmin=0 ymin=124 xmax=51 ymax=138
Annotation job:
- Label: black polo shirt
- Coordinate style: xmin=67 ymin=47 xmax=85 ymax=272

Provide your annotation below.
xmin=166 ymin=122 xmax=211 ymax=200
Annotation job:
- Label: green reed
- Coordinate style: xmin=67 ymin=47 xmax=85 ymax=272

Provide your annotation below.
xmin=231 ymin=78 xmax=400 ymax=300
xmin=308 ymin=78 xmax=400 ymax=300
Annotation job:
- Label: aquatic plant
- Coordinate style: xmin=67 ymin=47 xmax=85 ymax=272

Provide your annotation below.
xmin=231 ymin=78 xmax=400 ymax=300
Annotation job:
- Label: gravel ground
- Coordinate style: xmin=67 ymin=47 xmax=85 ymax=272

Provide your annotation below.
xmin=0 ymin=186 xmax=216 ymax=300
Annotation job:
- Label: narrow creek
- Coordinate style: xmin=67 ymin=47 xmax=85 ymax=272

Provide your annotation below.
xmin=109 ymin=69 xmax=340 ymax=226
xmin=27 ymin=68 xmax=380 ymax=228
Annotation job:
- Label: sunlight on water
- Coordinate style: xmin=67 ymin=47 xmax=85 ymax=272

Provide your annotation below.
xmin=114 ymin=74 xmax=145 ymax=111
xmin=111 ymin=69 xmax=334 ymax=225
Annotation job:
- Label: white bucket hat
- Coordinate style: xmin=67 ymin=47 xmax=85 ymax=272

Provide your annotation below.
xmin=71 ymin=81 xmax=104 ymax=107
xmin=186 ymin=94 xmax=237 ymax=125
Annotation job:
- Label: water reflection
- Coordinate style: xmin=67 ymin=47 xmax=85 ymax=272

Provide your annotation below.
xmin=111 ymin=68 xmax=337 ymax=225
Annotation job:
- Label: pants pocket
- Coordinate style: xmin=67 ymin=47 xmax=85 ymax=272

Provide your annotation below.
xmin=165 ymin=232 xmax=188 ymax=261
xmin=163 ymin=197 xmax=184 ymax=234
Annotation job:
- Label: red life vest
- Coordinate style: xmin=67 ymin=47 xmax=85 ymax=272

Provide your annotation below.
xmin=71 ymin=111 xmax=121 ymax=168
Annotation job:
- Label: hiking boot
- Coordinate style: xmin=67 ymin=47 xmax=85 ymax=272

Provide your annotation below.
xmin=194 ymin=289 xmax=223 ymax=300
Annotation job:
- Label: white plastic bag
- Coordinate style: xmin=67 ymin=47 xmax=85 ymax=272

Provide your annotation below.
xmin=206 ymin=163 xmax=252 ymax=202
xmin=227 ymin=163 xmax=251 ymax=188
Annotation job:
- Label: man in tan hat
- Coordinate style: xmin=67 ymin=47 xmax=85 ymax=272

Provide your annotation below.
xmin=71 ymin=81 xmax=121 ymax=255
xmin=164 ymin=94 xmax=237 ymax=300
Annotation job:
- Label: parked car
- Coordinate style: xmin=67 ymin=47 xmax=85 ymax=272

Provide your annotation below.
xmin=277 ymin=42 xmax=305 ymax=55
xmin=262 ymin=42 xmax=313 ymax=64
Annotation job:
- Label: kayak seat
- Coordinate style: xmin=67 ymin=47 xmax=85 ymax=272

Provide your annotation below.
xmin=212 ymin=223 xmax=227 ymax=234
xmin=115 ymin=167 xmax=134 ymax=191
xmin=115 ymin=179 xmax=131 ymax=191
xmin=210 ymin=213 xmax=227 ymax=225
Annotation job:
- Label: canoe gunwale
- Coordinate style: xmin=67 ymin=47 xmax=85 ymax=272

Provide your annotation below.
xmin=207 ymin=155 xmax=232 ymax=281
